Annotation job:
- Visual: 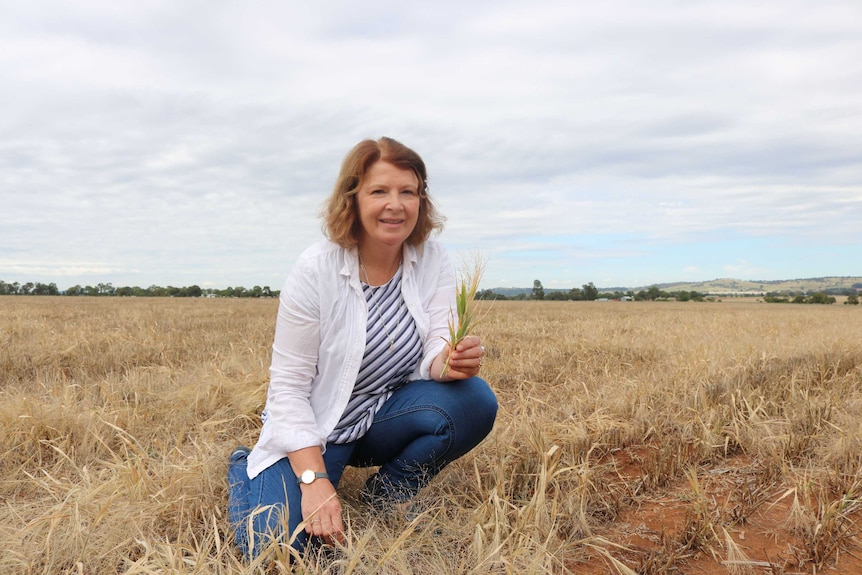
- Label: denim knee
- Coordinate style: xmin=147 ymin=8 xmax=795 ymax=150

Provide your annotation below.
xmin=431 ymin=377 xmax=497 ymax=461
xmin=455 ymin=377 xmax=498 ymax=438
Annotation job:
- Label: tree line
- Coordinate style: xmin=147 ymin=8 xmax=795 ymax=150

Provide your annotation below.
xmin=4 ymin=278 xmax=856 ymax=305
xmin=0 ymin=280 xmax=279 ymax=298
xmin=764 ymin=293 xmax=859 ymax=305
xmin=476 ymin=280 xmax=859 ymax=304
xmin=476 ymin=281 xmax=707 ymax=302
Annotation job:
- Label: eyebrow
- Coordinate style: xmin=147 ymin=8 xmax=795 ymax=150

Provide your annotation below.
xmin=364 ymin=180 xmax=419 ymax=190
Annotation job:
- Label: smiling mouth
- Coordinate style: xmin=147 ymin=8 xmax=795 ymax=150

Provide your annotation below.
xmin=380 ymin=218 xmax=404 ymax=224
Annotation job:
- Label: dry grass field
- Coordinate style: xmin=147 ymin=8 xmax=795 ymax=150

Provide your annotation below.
xmin=2 ymin=296 xmax=861 ymax=574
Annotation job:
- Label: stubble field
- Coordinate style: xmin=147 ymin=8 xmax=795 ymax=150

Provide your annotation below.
xmin=2 ymin=296 xmax=861 ymax=574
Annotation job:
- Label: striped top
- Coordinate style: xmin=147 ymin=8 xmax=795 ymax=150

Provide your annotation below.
xmin=327 ymin=266 xmax=422 ymax=444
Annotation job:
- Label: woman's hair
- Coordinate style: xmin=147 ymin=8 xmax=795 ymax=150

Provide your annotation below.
xmin=323 ymin=137 xmax=445 ymax=248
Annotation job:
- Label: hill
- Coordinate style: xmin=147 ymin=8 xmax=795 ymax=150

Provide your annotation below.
xmin=490 ymin=276 xmax=862 ymax=297
xmin=648 ymin=276 xmax=862 ymax=295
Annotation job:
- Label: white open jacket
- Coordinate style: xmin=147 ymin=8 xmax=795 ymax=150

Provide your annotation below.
xmin=246 ymin=239 xmax=456 ymax=479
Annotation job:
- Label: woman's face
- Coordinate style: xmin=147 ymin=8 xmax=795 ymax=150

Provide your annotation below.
xmin=355 ymin=161 xmax=421 ymax=251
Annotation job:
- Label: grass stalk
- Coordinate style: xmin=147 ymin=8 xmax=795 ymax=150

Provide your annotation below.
xmin=441 ymin=253 xmax=486 ymax=378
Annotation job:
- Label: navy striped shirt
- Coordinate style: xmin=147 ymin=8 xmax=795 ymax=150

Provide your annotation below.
xmin=328 ymin=267 xmax=422 ymax=444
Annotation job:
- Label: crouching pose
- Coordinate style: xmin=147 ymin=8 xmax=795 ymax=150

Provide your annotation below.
xmin=228 ymin=137 xmax=497 ymax=559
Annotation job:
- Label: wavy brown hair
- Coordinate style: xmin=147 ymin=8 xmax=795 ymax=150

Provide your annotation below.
xmin=323 ymin=137 xmax=445 ymax=248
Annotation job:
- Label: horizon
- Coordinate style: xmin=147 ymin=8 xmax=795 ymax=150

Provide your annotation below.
xmin=3 ymin=274 xmax=861 ymax=294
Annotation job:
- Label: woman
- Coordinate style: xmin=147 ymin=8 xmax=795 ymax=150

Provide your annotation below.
xmin=227 ymin=137 xmax=498 ymax=559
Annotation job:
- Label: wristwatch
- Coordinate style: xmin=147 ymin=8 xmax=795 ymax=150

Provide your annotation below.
xmin=297 ymin=469 xmax=329 ymax=485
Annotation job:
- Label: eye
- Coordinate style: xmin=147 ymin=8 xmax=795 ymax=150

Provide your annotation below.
xmin=371 ymin=189 xmax=386 ymax=195
xmin=401 ymin=189 xmax=417 ymax=196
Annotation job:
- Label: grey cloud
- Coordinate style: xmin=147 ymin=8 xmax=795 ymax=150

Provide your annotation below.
xmin=2 ymin=0 xmax=860 ymax=289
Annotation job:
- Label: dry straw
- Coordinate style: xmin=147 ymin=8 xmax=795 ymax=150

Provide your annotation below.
xmin=3 ymin=296 xmax=862 ymax=573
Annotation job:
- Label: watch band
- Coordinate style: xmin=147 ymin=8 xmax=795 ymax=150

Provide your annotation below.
xmin=297 ymin=469 xmax=329 ymax=485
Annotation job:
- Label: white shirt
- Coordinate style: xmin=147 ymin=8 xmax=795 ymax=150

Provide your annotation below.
xmin=246 ymin=238 xmax=455 ymax=479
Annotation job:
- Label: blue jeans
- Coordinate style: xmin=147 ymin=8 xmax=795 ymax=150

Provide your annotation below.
xmin=227 ymin=376 xmax=497 ymax=559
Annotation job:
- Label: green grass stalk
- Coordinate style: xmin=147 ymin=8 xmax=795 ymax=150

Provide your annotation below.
xmin=441 ymin=253 xmax=486 ymax=378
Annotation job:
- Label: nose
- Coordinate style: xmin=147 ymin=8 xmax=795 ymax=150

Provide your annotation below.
xmin=386 ymin=191 xmax=404 ymax=210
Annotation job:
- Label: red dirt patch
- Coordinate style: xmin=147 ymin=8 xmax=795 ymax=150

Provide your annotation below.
xmin=571 ymin=448 xmax=862 ymax=574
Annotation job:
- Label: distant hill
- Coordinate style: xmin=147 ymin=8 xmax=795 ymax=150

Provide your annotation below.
xmin=647 ymin=276 xmax=862 ymax=295
xmin=490 ymin=277 xmax=862 ymax=297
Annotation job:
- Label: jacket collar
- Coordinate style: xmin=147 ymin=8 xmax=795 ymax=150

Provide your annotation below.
xmin=339 ymin=243 xmax=419 ymax=280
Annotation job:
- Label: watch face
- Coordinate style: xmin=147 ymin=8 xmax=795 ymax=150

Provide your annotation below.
xmin=301 ymin=469 xmax=315 ymax=484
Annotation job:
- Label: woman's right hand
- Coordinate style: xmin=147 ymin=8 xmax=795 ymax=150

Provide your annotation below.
xmin=300 ymin=479 xmax=345 ymax=545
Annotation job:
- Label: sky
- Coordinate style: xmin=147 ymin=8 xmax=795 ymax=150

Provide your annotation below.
xmin=2 ymin=0 xmax=860 ymax=291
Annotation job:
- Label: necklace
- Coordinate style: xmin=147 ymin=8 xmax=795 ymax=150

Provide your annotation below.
xmin=359 ymin=256 xmax=402 ymax=352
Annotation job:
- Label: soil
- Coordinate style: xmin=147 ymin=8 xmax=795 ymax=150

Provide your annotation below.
xmin=572 ymin=448 xmax=862 ymax=574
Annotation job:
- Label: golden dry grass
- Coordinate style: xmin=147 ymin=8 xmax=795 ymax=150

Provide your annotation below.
xmin=2 ymin=297 xmax=861 ymax=574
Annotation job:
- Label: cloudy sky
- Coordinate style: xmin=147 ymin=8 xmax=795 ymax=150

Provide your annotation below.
xmin=2 ymin=1 xmax=860 ymax=291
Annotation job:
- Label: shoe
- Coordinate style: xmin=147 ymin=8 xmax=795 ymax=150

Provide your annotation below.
xmin=398 ymin=501 xmax=424 ymax=523
xmin=361 ymin=489 xmax=424 ymax=523
xmin=230 ymin=446 xmax=250 ymax=464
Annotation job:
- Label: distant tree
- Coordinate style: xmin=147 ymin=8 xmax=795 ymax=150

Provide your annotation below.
xmin=531 ymin=280 xmax=545 ymax=300
xmin=569 ymin=287 xmax=583 ymax=300
xmin=545 ymin=290 xmax=569 ymax=301
xmin=846 ymin=294 xmax=859 ymax=305
xmin=808 ymin=292 xmax=835 ymax=305
xmin=582 ymin=282 xmax=598 ymax=301
xmin=646 ymin=286 xmax=662 ymax=301
xmin=476 ymin=289 xmax=503 ymax=300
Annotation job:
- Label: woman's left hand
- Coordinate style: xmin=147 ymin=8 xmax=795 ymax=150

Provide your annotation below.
xmin=433 ymin=335 xmax=486 ymax=381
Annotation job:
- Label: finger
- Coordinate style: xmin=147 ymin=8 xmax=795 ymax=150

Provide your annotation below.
xmin=314 ymin=515 xmax=343 ymax=543
xmin=452 ymin=348 xmax=480 ymax=364
xmin=457 ymin=335 xmax=480 ymax=351
xmin=447 ymin=365 xmax=478 ymax=380
xmin=327 ymin=522 xmax=345 ymax=546
xmin=455 ymin=353 xmax=482 ymax=368
xmin=461 ymin=344 xmax=485 ymax=362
